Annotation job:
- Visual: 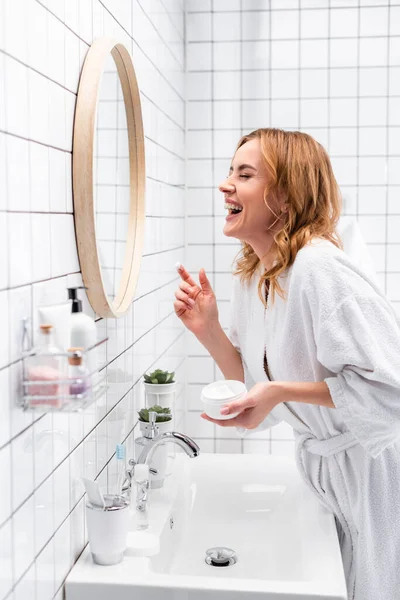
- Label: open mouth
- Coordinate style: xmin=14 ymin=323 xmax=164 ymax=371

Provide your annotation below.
xmin=224 ymin=202 xmax=243 ymax=216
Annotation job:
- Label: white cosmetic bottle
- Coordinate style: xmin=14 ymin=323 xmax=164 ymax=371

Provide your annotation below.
xmin=67 ymin=287 xmax=97 ymax=383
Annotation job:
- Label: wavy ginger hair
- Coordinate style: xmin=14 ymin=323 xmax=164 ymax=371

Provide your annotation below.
xmin=233 ymin=128 xmax=343 ymax=307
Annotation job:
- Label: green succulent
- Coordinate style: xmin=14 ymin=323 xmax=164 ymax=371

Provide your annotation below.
xmin=143 ymin=369 xmax=175 ymax=384
xmin=138 ymin=405 xmax=172 ymax=423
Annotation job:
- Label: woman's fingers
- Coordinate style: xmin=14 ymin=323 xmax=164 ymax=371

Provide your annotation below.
xmin=175 ymin=289 xmax=195 ymax=308
xmin=176 ymin=263 xmax=197 ymax=288
xmin=174 ymin=300 xmax=191 ymax=317
xmin=219 ymin=396 xmax=252 ymax=416
xmin=200 ymin=413 xmax=247 ymax=427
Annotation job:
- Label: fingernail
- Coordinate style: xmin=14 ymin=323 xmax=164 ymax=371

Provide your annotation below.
xmin=175 ymin=261 xmax=182 ymax=271
xmin=220 ymin=407 xmax=229 ymax=415
xmin=188 ymin=298 xmax=195 ymax=306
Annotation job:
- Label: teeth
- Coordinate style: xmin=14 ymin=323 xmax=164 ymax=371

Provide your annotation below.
xmin=224 ymin=203 xmax=243 ymax=211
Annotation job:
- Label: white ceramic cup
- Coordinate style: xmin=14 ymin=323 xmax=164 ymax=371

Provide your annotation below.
xmin=201 ymin=380 xmax=247 ymax=420
xmin=86 ymin=494 xmax=130 ymax=565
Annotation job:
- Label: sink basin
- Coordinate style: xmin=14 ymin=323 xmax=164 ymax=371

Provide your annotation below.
xmin=66 ymin=453 xmax=347 ymax=599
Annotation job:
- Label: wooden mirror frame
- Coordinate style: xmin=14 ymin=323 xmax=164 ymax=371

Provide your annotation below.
xmin=72 ymin=37 xmax=145 ymax=318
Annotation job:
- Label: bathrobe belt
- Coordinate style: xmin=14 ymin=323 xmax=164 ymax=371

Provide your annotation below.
xmin=302 ymin=430 xmax=359 ymax=457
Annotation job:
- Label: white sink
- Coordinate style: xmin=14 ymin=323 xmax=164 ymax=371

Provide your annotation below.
xmin=66 ymin=453 xmax=347 ymax=599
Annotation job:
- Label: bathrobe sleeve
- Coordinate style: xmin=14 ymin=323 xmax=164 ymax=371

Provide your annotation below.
xmin=316 ymin=294 xmax=400 ymax=458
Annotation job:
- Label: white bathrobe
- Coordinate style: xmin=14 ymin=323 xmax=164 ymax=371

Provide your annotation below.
xmin=228 ymin=237 xmax=400 ymax=600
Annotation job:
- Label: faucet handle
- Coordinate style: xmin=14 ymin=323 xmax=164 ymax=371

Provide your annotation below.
xmin=128 ymin=458 xmax=158 ymax=476
xmin=146 ymin=411 xmax=159 ymax=439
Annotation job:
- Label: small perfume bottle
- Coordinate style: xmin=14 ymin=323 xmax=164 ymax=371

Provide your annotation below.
xmin=68 ymin=348 xmax=90 ymax=396
xmin=26 ymin=324 xmax=65 ymax=407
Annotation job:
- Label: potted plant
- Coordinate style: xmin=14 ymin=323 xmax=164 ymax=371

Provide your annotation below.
xmin=143 ymin=369 xmax=176 ymax=408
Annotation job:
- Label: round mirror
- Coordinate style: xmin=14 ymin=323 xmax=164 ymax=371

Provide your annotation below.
xmin=72 ymin=38 xmax=145 ymax=318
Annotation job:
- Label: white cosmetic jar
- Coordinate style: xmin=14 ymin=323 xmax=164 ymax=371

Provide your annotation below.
xmin=201 ymin=380 xmax=247 ymax=420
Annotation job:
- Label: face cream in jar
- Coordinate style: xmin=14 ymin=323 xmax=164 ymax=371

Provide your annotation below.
xmin=201 ymin=380 xmax=247 ymax=420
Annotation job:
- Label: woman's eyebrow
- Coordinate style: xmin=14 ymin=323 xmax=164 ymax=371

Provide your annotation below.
xmin=229 ymin=164 xmax=257 ymax=173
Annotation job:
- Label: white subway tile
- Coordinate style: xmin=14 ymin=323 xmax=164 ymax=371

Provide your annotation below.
xmin=243 ymin=439 xmax=270 ymax=454
xmin=0 ymin=519 xmax=13 ymax=598
xmin=47 ymin=12 xmax=65 ymax=86
xmin=27 ymin=0 xmax=48 ymax=75
xmin=0 ymin=444 xmax=11 ymax=526
xmin=33 ymin=414 xmax=54 ymax=487
xmin=187 ymin=101 xmax=212 ymax=130
xmin=359 ymin=97 xmax=387 ymax=127
xmin=187 ymin=131 xmax=212 ymax=159
xmin=54 ymin=519 xmax=71 ymax=592
xmin=300 ymin=69 xmax=328 ymax=98
xmin=187 ymin=72 xmax=212 ymax=100
xmin=29 ymin=71 xmax=50 ymax=145
xmin=359 ymin=67 xmax=388 ymax=97
xmin=3 ymin=0 xmax=28 ymax=64
xmin=330 ymin=98 xmax=357 ymax=127
xmin=330 ymin=38 xmax=358 ymax=67
xmin=53 ymin=458 xmax=71 ymax=530
xmin=187 ymin=13 xmax=211 ymax=42
xmin=329 ymin=68 xmax=358 ymax=98
xmin=270 ymin=440 xmax=295 ymax=458
xmin=213 ymin=12 xmax=241 ymax=41
xmin=213 ymin=0 xmax=240 ymax=9
xmin=65 ymin=29 xmax=81 ymax=92
xmin=213 ymin=41 xmax=241 ymax=71
xmin=358 ymin=186 xmax=387 ymax=214
xmin=242 ymin=71 xmax=269 ymax=100
xmin=271 ymin=70 xmax=299 ymax=99
xmin=215 ymin=438 xmax=241 ymax=453
xmin=13 ymin=496 xmax=35 ymax=583
xmin=14 ymin=564 xmax=36 ymax=600
xmin=213 ymin=71 xmax=241 ymax=100
xmin=300 ymin=99 xmax=328 ymax=127
xmin=271 ymin=40 xmax=299 ymax=69
xmin=360 ymin=6 xmax=388 ymax=37
xmin=301 ymin=8 xmax=328 ymax=38
xmin=358 ymin=215 xmax=387 ymax=244
xmin=0 ymin=213 xmax=8 ymax=290
xmin=329 ymin=128 xmax=357 ymax=156
xmin=358 ymin=128 xmax=387 ymax=156
xmin=8 ymin=212 xmax=32 ymax=288
xmin=187 ymin=0 xmax=211 ymax=10
xmin=359 ymin=157 xmax=387 ymax=186
xmin=301 ymin=39 xmax=328 ymax=68
xmin=187 ymin=42 xmax=212 ymax=71
xmin=34 ymin=477 xmax=54 ymax=555
xmin=271 ymin=10 xmax=299 ymax=39
xmin=242 ymin=10 xmax=270 ymax=40
xmin=12 ymin=425 xmax=34 ymax=511
xmin=36 ymin=538 xmax=55 ymax=600
xmin=185 ymin=409 xmax=215 ymax=438
xmin=389 ymin=37 xmax=400 ymax=67
xmin=360 ymin=37 xmax=387 ymax=67
xmin=49 ymin=148 xmax=67 ymax=212
xmin=330 ymin=8 xmax=358 ymax=37
xmin=4 ymin=56 xmax=29 ymax=138
xmin=271 ymin=99 xmax=299 ymax=128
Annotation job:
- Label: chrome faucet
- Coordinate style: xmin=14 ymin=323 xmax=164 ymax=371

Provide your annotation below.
xmin=122 ymin=412 xmax=200 ymax=511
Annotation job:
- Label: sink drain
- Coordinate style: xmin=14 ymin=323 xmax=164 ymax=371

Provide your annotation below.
xmin=205 ymin=547 xmax=237 ymax=567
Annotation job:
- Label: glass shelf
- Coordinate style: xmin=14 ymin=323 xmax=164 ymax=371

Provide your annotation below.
xmin=20 ymin=338 xmax=108 ymax=413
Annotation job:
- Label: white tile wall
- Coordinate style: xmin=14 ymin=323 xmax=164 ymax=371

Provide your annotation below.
xmin=0 ymin=0 xmax=185 ymax=598
xmin=186 ymin=2 xmax=400 ymax=456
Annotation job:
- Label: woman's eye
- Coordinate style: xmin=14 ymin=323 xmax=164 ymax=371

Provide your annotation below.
xmin=239 ymin=174 xmax=250 ymax=179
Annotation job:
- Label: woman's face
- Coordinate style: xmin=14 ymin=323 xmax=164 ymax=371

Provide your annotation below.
xmin=219 ymin=139 xmax=283 ymax=247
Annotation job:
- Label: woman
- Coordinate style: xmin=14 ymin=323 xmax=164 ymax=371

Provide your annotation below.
xmin=174 ymin=128 xmax=400 ymax=600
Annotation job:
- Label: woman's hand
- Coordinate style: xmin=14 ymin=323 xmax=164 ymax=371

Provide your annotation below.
xmin=173 ymin=264 xmax=219 ymax=337
xmin=201 ymin=381 xmax=281 ymax=429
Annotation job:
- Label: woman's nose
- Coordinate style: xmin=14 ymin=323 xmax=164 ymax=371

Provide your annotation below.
xmin=218 ymin=178 xmax=235 ymax=194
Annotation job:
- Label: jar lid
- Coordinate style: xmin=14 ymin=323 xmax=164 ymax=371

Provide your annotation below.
xmin=68 ymin=348 xmax=83 ymax=366
xmin=201 ymin=380 xmax=247 ymax=403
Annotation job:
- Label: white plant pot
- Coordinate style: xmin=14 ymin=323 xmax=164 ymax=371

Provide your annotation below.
xmin=144 ymin=382 xmax=176 ymax=409
xmin=136 ymin=418 xmax=174 ymax=489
